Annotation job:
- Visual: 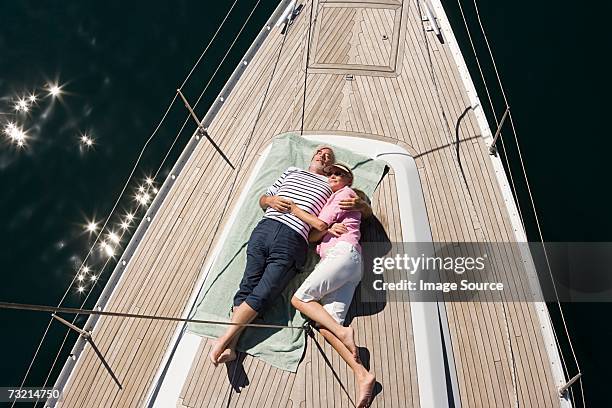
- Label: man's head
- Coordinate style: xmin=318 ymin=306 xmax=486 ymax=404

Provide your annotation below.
xmin=308 ymin=145 xmax=335 ymax=175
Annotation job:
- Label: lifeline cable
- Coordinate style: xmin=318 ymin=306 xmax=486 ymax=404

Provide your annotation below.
xmin=0 ymin=301 xmax=306 ymax=330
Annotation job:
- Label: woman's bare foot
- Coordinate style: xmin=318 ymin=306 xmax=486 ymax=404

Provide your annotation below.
xmin=217 ymin=347 xmax=237 ymax=364
xmin=338 ymin=326 xmax=358 ymax=360
xmin=356 ymin=371 xmax=376 ymax=408
xmin=209 ymin=340 xmax=227 ymax=366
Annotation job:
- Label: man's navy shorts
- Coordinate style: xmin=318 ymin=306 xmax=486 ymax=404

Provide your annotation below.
xmin=233 ymin=218 xmax=308 ymax=313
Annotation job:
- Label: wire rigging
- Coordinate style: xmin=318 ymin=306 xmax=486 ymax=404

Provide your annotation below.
xmin=0 ymin=302 xmax=306 ymax=330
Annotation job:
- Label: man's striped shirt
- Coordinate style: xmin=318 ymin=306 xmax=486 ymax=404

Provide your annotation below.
xmin=264 ymin=167 xmax=332 ymax=241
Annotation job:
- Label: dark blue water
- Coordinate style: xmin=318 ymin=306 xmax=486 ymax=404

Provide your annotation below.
xmin=0 ymin=0 xmax=609 ymax=406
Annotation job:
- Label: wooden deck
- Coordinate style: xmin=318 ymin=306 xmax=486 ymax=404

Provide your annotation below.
xmin=56 ymin=0 xmax=564 ymax=406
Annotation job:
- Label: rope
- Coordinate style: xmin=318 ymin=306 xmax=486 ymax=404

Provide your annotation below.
xmin=16 ymin=0 xmax=243 ymax=401
xmin=468 ymin=0 xmax=584 ymax=404
xmin=0 ymin=302 xmax=305 ymax=330
xmin=308 ymin=328 xmax=356 ymax=406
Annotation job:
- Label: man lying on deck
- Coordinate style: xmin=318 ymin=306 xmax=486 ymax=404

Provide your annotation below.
xmin=209 ymin=146 xmax=371 ymax=365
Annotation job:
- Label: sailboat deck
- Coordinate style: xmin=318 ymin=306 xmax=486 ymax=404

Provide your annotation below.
xmin=56 ymin=0 xmax=563 ymax=406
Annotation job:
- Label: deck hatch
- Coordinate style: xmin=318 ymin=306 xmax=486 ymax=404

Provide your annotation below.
xmin=308 ymin=0 xmax=406 ymax=76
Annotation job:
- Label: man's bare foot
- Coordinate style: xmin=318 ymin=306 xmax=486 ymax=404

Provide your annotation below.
xmin=209 ymin=340 xmax=227 ymax=366
xmin=338 ymin=326 xmax=358 ymax=360
xmin=356 ymin=371 xmax=376 ymax=408
xmin=217 ymin=347 xmax=237 ymax=364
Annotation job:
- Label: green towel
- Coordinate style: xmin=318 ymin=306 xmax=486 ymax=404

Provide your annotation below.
xmin=187 ymin=133 xmax=386 ymax=372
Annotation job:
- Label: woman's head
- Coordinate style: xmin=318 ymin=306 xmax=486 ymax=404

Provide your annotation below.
xmin=326 ymin=163 xmax=353 ymax=192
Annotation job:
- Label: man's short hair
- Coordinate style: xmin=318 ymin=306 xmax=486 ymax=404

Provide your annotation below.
xmin=312 ymin=145 xmax=336 ymax=163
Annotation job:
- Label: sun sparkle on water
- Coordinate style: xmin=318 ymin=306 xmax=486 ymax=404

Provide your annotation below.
xmin=108 ymin=232 xmax=120 ymax=244
xmin=104 ymin=245 xmax=115 ymax=257
xmin=48 ymin=83 xmax=62 ymax=97
xmin=1 ymin=78 xmax=163 ymax=298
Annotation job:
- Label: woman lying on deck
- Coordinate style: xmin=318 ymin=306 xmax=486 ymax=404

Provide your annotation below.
xmin=288 ymin=162 xmax=376 ymax=408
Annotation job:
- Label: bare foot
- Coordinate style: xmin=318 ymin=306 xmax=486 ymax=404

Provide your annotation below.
xmin=209 ymin=340 xmax=227 ymax=366
xmin=356 ymin=371 xmax=376 ymax=408
xmin=216 ymin=347 xmax=237 ymax=364
xmin=338 ymin=326 xmax=358 ymax=361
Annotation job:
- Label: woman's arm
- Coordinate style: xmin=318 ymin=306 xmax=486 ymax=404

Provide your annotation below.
xmin=289 ymin=203 xmax=328 ymax=231
xmin=308 ymin=222 xmax=349 ymax=243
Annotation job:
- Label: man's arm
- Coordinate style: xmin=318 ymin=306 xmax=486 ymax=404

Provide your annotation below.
xmin=260 ymin=194 xmax=292 ymax=212
xmin=260 ymin=167 xmax=295 ymax=212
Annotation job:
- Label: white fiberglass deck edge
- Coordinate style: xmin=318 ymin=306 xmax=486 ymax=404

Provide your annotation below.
xmin=429 ymin=0 xmax=570 ymax=405
xmin=147 ymin=134 xmax=452 ymax=408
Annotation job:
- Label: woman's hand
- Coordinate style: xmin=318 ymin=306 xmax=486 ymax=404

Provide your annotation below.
xmin=338 ymin=195 xmax=361 ymax=211
xmin=339 ymin=192 xmax=372 ymax=219
xmin=328 ymin=222 xmax=348 ymax=237
xmin=287 ymin=200 xmax=298 ymax=214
